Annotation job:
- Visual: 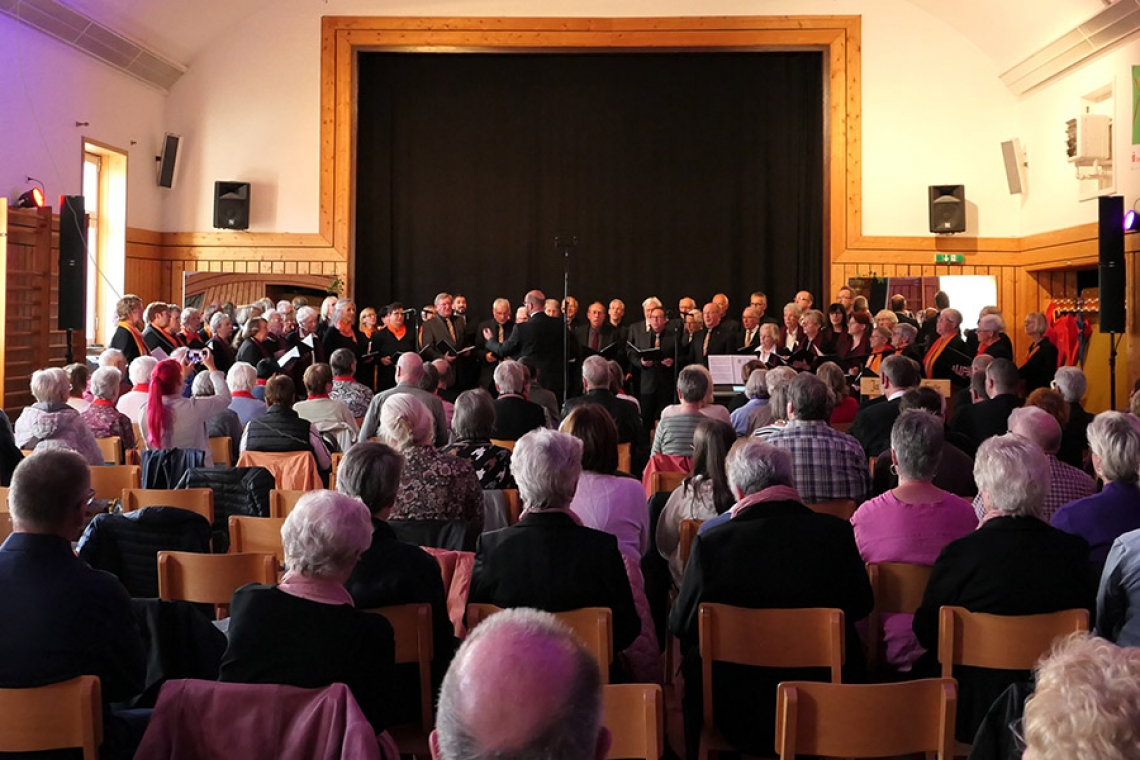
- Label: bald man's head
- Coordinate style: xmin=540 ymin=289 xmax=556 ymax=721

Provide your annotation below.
xmin=431 ymin=608 xmax=609 ymax=760
xmin=524 ymin=290 xmax=546 ymax=312
xmin=396 ymin=352 xmax=425 ymax=383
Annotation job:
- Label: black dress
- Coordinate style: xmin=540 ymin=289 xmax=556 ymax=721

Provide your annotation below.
xmin=374 ymin=327 xmax=417 ymax=391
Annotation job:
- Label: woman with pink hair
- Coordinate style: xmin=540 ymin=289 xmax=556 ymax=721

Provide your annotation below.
xmin=139 ymin=349 xmax=232 ymax=465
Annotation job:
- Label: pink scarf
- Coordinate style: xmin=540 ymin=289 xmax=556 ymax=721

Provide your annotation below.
xmin=278 ymin=571 xmax=355 ymax=606
xmin=729 ymin=484 xmax=804 ymax=519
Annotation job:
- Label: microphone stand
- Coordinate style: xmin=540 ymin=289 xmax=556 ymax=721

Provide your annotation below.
xmin=556 ymin=235 xmax=578 ymax=403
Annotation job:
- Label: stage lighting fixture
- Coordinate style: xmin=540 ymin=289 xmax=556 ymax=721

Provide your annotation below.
xmin=15 ymin=187 xmax=44 ymax=209
xmin=1125 ymin=208 xmax=1140 ymax=233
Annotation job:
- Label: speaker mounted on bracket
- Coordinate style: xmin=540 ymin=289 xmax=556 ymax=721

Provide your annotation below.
xmin=213 ymin=181 xmax=250 ymax=230
xmin=929 ymin=185 xmax=965 ymax=234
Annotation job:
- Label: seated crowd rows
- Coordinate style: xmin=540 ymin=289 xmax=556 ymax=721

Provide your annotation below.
xmin=2 ymin=282 xmax=1140 ymax=760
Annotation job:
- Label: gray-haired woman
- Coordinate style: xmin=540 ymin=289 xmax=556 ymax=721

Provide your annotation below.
xmin=442 ymin=389 xmax=515 ymax=489
xmin=15 ymin=368 xmax=104 ymax=465
xmin=79 ymin=366 xmax=136 ymax=449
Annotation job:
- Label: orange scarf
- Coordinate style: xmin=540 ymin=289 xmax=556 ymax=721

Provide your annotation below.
xmin=866 ymin=348 xmax=887 ymax=375
xmin=118 ymin=321 xmax=148 ymax=356
xmin=152 ymin=323 xmax=179 ymax=348
xmin=923 ymin=335 xmax=953 ymax=378
xmin=976 ymin=339 xmax=996 ymax=357
xmin=388 ymin=324 xmax=407 ymax=341
xmin=1020 ymin=340 xmax=1042 ymax=368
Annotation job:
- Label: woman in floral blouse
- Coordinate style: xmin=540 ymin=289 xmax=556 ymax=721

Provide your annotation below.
xmin=79 ymin=366 xmax=136 ymax=449
xmin=443 ymin=388 xmax=514 ymax=490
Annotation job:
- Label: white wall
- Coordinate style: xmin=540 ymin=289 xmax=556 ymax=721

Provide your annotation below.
xmin=0 ymin=14 xmax=167 ymax=229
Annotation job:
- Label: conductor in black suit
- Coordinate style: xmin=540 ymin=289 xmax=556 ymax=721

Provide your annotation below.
xmin=628 ymin=307 xmax=677 ymax=430
xmin=691 ymin=302 xmax=739 ymax=366
xmin=484 ymin=290 xmax=579 ymax=403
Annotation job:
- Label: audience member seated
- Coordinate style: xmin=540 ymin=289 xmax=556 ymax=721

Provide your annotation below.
xmin=849 ymin=354 xmax=921 ymax=457
xmin=206 ymin=311 xmax=237 ymax=375
xmin=1097 ymin=525 xmax=1140 ymax=647
xmin=140 ymin=353 xmax=232 ymax=466
xmin=0 ymin=450 xmax=146 ymax=758
xmin=219 ymin=490 xmax=396 ymax=734
xmin=227 ymin=361 xmax=267 ymax=428
xmin=431 ymin=608 xmax=609 ymax=760
xmin=729 ymin=369 xmax=767 ymax=437
xmin=380 ymin=393 xmax=483 ymax=533
xmin=469 ymin=428 xmax=640 ymax=651
xmin=747 ymin=365 xmax=796 ymax=435
xmin=441 ymin=389 xmax=515 ymax=490
xmin=651 ymin=365 xmax=715 ymax=457
xmin=948 ymin=354 xmax=994 ymax=433
xmin=1053 ymin=366 xmax=1094 ymax=471
xmin=562 ymin=354 xmax=647 ymax=462
xmin=1052 ymin=411 xmax=1140 ymax=569
xmin=240 ymin=375 xmax=331 ymax=472
xmin=972 ymin=406 xmax=1096 ymax=522
xmin=1019 ymin=311 xmax=1059 ymax=395
xmin=870 ymin=386 xmax=977 ymax=499
xmin=417 ymin=363 xmax=453 ymax=432
xmin=15 ymin=367 xmax=104 ymax=465
xmin=818 ymin=361 xmax=857 ymax=424
xmin=117 ymin=355 xmax=158 ymax=423
xmin=93 ymin=347 xmax=132 ymax=401
xmin=951 ymin=357 xmax=1022 ymax=453
xmin=360 ymin=353 xmax=448 ymax=447
xmin=491 ymin=360 xmax=547 ymax=441
xmin=190 ymin=370 xmax=243 ymax=464
xmin=64 ymin=362 xmax=90 ymax=412
xmin=766 ymin=373 xmax=871 ymax=505
xmin=668 ymin=438 xmax=872 ymax=758
xmin=81 ymin=366 xmax=137 ymax=450
xmin=519 ymin=355 xmax=561 ymax=427
xmin=657 ymin=419 xmax=737 ymax=586
xmin=337 ymin=441 xmax=457 ymax=695
xmin=252 ymin=358 xmax=275 ymax=401
xmin=329 ymin=347 xmax=374 ymax=419
xmin=295 ymin=363 xmax=359 ymax=453
xmin=851 ymin=410 xmax=977 ymax=674
xmin=660 ymin=365 xmax=730 ymax=425
xmin=560 ymin=405 xmax=648 ymax=560
xmin=912 ymin=433 xmax=1096 ymax=742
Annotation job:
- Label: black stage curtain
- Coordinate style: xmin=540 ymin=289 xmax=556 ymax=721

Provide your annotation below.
xmin=355 ymin=52 xmax=823 ymax=321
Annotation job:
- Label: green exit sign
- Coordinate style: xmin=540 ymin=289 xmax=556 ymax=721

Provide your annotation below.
xmin=934 ymin=254 xmax=965 ymax=264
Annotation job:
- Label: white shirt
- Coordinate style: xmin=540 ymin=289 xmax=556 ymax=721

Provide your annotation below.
xmin=138 ymin=371 xmax=232 ymax=466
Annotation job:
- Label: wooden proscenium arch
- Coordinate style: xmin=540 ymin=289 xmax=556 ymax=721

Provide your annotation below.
xmin=319 ymin=16 xmax=863 ymax=300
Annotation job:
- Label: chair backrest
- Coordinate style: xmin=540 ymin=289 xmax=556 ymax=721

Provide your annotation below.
xmin=209 ymin=436 xmax=234 ymax=467
xmin=806 ymin=499 xmax=857 ymax=520
xmin=0 ymin=513 xmax=10 ymax=545
xmin=651 ymin=471 xmax=687 ymax=495
xmin=95 ymin=436 xmax=123 ymax=465
xmin=865 ymin=562 xmax=932 ymax=676
xmin=236 ymin=450 xmax=322 ymax=491
xmin=466 ymin=604 xmax=614 ymax=683
xmin=268 ymin=489 xmax=307 ymax=519
xmin=0 ymin=486 xmax=8 ymax=512
xmin=604 ymin=684 xmax=664 ymax=760
xmin=367 ymin=603 xmax=434 ymax=733
xmin=938 ymin=606 xmax=1089 ymax=676
xmin=329 ymin=451 xmax=344 ymax=490
xmin=775 ymin=678 xmax=956 ymax=759
xmin=157 ymin=550 xmax=277 ymax=618
xmin=502 ymin=489 xmax=522 ymax=525
xmin=228 ymin=516 xmax=286 ymax=564
xmin=123 ymin=488 xmax=214 ymax=525
xmin=0 ymin=675 xmax=102 ymax=759
xmin=617 ymin=442 xmax=632 ymax=474
xmin=679 ymin=518 xmax=703 ymax=569
xmin=698 ymin=604 xmax=844 ymax=728
xmin=90 ymin=465 xmax=141 ymax=501
xmin=490 ymin=438 xmax=516 ymax=451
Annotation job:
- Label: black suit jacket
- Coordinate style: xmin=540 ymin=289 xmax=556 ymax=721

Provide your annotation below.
xmin=491 ymin=396 xmax=547 ymax=441
xmin=477 ymin=318 xmax=514 ymax=388
xmin=143 ymin=325 xmax=177 ymax=356
xmin=668 ymin=500 xmax=873 ymax=755
xmin=629 ymin=328 xmax=678 ymax=395
xmin=1019 ymin=337 xmax=1059 ymax=395
xmin=691 ymin=323 xmax=740 ymax=365
xmin=573 ymin=323 xmax=618 ymax=355
xmin=951 ymin=393 xmax=1021 ymax=452
xmin=848 ymin=395 xmax=902 ymax=457
xmin=470 ymin=510 xmax=640 ymax=651
xmin=486 ymin=312 xmax=578 ymax=401
xmin=913 ymin=515 xmax=1095 ymax=740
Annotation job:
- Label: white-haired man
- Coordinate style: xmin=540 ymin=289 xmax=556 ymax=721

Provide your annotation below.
xmin=420 ymin=292 xmax=469 ymax=362
xmin=477 ymin=298 xmax=514 ymax=390
xmin=561 ymin=354 xmax=647 ymax=468
xmin=951 ymin=357 xmax=1022 ymax=453
xmin=1053 ymin=365 xmax=1094 ymax=469
xmin=491 ymin=361 xmax=547 ymax=441
xmin=922 ymin=307 xmax=971 ymax=390
xmin=359 ymin=352 xmax=448 ymax=446
xmin=227 ymin=361 xmax=268 ymax=427
xmin=116 ymin=355 xmax=159 ymax=423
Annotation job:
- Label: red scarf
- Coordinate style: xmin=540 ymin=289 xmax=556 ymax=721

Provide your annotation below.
xmin=333 ymin=375 xmax=354 ymax=382
xmin=132 ymin=383 xmax=149 ymax=393
xmin=92 ymin=398 xmax=115 ymax=407
xmin=232 ymin=390 xmax=256 ymax=399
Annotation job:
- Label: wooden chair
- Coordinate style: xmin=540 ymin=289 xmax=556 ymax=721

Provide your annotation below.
xmin=650 ymin=471 xmax=687 ymax=495
xmin=502 ymin=488 xmax=522 ymax=525
xmin=0 ymin=675 xmax=102 ymax=759
xmin=366 ymin=603 xmax=434 ymax=754
xmin=604 ymin=684 xmax=664 ymax=760
xmin=0 ymin=514 xmax=11 ymax=546
xmin=806 ymin=498 xmax=857 ymax=520
xmin=95 ymin=436 xmax=123 ymax=465
xmin=679 ymin=518 xmax=703 ymax=569
xmin=865 ymin=562 xmax=932 ymax=678
xmin=209 ymin=436 xmax=233 ymax=467
xmin=157 ymin=550 xmax=277 ymax=618
xmin=775 ymin=678 xmax=957 ymax=759
xmin=490 ymin=438 xmax=516 ymax=451
xmin=0 ymin=486 xmax=8 ymax=512
xmin=122 ymin=488 xmax=214 ymax=525
xmin=617 ymin=442 xmax=632 ymax=474
xmin=89 ymin=465 xmax=141 ymax=501
xmin=132 ymin=423 xmax=144 ymax=449
xmin=268 ymin=489 xmax=307 ymax=519
xmin=697 ymin=604 xmax=844 ymax=760
xmin=467 ymin=604 xmax=613 ymax=683
xmin=228 ymin=516 xmax=286 ymax=564
xmin=328 ymin=451 xmax=344 ymax=489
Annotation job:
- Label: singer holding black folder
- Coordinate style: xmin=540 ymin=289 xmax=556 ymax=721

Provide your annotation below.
xmin=922 ymin=308 xmax=972 ymax=389
xmin=374 ymin=303 xmax=417 ymax=391
xmin=629 ymin=307 xmax=676 ymax=429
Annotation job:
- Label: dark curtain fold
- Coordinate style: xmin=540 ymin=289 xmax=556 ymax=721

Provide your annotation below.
xmin=355 ymin=52 xmax=824 ymax=318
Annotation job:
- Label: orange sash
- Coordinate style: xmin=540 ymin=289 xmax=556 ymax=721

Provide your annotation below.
xmin=1020 ymin=341 xmax=1041 ymax=368
xmin=923 ymin=335 xmax=953 ymax=378
xmin=118 ymin=321 xmax=148 ymax=356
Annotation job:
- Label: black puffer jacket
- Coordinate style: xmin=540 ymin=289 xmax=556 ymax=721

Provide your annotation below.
xmin=176 ymin=465 xmax=275 ymax=551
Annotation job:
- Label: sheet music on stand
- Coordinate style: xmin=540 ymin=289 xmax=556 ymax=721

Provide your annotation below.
xmin=708 ymin=354 xmax=753 ymax=387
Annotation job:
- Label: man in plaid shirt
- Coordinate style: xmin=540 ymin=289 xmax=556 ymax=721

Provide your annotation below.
xmin=767 ymin=373 xmax=871 ymax=505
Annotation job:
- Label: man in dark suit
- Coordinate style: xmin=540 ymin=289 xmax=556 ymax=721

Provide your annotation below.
xmin=713 ymin=293 xmax=740 ymax=334
xmin=913 ymin=434 xmax=1095 ymax=742
xmin=848 ymin=354 xmax=922 ymax=457
xmin=918 ymin=291 xmax=950 ymax=352
xmin=484 ymin=290 xmax=579 ymax=403
xmin=491 ymin=359 xmax=547 ymax=441
xmin=476 ymin=298 xmax=514 ymax=391
xmin=419 ymin=292 xmax=469 ymax=363
xmin=691 ymin=301 xmax=739 ymax=366
xmin=951 ymin=358 xmax=1022 ymax=452
xmin=563 ymin=355 xmax=648 ymax=472
xmin=470 ymin=429 xmax=640 ymax=652
xmin=628 ymin=307 xmax=677 ymax=430
xmin=749 ymin=291 xmax=781 ymax=326
xmin=573 ymin=301 xmax=617 ymax=358
xmin=0 ymin=449 xmax=146 ymax=756
xmin=889 ymin=294 xmax=920 ymax=329
xmin=669 ymin=439 xmax=872 ymax=758
xmin=738 ymin=306 xmax=763 ymax=351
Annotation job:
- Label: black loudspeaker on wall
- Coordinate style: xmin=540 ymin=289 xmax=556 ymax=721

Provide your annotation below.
xmin=1099 ymin=195 xmax=1126 ymax=334
xmin=213 ymin=181 xmax=250 ymax=230
xmin=58 ymin=195 xmax=87 ymax=331
xmin=928 ymin=185 xmax=965 ymax=233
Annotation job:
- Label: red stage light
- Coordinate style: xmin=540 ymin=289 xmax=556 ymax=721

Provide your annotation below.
xmin=16 ymin=187 xmax=45 ymax=208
